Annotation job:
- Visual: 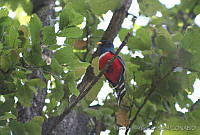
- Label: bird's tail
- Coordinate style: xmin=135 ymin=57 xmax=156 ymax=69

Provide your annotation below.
xmin=115 ymin=82 xmax=126 ymax=106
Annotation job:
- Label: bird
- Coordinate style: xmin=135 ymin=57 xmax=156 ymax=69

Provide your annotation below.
xmin=97 ymin=40 xmax=126 ymax=106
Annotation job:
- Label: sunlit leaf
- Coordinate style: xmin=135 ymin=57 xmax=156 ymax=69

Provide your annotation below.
xmin=0 ymin=8 xmax=8 ymax=18
xmin=59 ymin=27 xmax=83 ymax=38
xmin=88 ymin=0 xmax=121 ymax=16
xmin=60 ymin=3 xmax=83 ymax=30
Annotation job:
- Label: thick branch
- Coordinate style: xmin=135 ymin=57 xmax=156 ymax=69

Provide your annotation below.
xmin=125 ymin=67 xmax=174 ymax=135
xmin=91 ymin=0 xmax=133 ymax=61
xmin=102 ymin=0 xmax=132 ymax=42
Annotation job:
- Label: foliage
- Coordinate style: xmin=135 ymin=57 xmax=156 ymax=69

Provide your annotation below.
xmin=0 ymin=0 xmax=200 ymax=135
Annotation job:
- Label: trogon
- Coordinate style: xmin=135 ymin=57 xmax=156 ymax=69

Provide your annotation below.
xmin=97 ymin=40 xmax=126 ymax=106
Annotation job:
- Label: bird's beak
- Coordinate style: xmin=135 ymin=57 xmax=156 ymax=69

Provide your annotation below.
xmin=96 ymin=41 xmax=103 ymax=45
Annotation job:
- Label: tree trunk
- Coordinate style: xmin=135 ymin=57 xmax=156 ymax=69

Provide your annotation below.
xmin=17 ymin=0 xmax=92 ymax=135
xmin=42 ymin=109 xmax=91 ymax=135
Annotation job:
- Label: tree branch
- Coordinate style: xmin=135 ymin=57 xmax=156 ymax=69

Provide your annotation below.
xmin=0 ymin=89 xmax=16 ymax=95
xmin=180 ymin=0 xmax=199 ymax=32
xmin=189 ymin=99 xmax=200 ymax=112
xmin=125 ymin=67 xmax=175 ymax=135
xmin=102 ymin=0 xmax=132 ymax=42
xmin=46 ymin=32 xmax=131 ymax=135
xmin=91 ymin=0 xmax=133 ymax=60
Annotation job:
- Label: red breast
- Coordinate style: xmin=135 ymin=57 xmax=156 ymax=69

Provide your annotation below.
xmin=99 ymin=52 xmax=123 ymax=84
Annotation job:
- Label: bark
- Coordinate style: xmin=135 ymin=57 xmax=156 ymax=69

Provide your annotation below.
xmin=42 ymin=109 xmax=90 ymax=135
xmin=16 ymin=0 xmax=55 ymax=123
xmin=102 ymin=0 xmax=132 ymax=42
xmin=17 ymin=69 xmax=47 ymax=122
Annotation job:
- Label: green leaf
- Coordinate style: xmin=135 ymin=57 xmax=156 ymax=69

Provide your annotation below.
xmin=0 ymin=8 xmax=9 ymax=18
xmin=85 ymin=79 xmax=103 ymax=102
xmin=84 ymin=106 xmax=113 ymax=120
xmin=74 ymin=62 xmax=90 ymax=79
xmin=0 ymin=42 xmax=3 ymax=50
xmin=88 ymin=0 xmax=121 ymax=16
xmin=30 ymin=14 xmax=42 ymax=46
xmin=68 ymin=0 xmax=89 ymax=15
xmin=161 ymin=116 xmax=200 ymax=135
xmin=190 ymin=105 xmax=200 ymax=121
xmin=119 ymin=28 xmax=132 ymax=41
xmin=64 ymin=71 xmax=79 ymax=96
xmin=151 ymin=129 xmax=161 ymax=135
xmin=182 ymin=28 xmax=200 ymax=51
xmin=46 ymin=98 xmax=57 ymax=114
xmin=19 ymin=0 xmax=33 ymax=15
xmin=13 ymin=70 xmax=26 ymax=79
xmin=59 ymin=27 xmax=83 ymax=38
xmin=27 ymin=79 xmax=46 ymax=89
xmin=177 ymin=48 xmax=193 ymax=67
xmin=42 ymin=26 xmax=56 ymax=45
xmin=91 ymin=57 xmax=99 ymax=75
xmin=50 ymin=58 xmax=63 ymax=75
xmin=54 ymin=46 xmax=74 ymax=65
xmin=5 ymin=25 xmax=19 ymax=49
xmin=125 ymin=61 xmax=139 ymax=81
xmin=0 ymin=112 xmax=16 ymax=120
xmin=23 ymin=116 xmax=44 ymax=135
xmin=128 ymin=37 xmax=148 ymax=51
xmin=0 ymin=127 xmax=10 ymax=135
xmin=194 ymin=5 xmax=200 ymax=15
xmin=0 ymin=17 xmax=13 ymax=26
xmin=127 ymin=27 xmax=153 ymax=51
xmin=139 ymin=0 xmax=163 ymax=16
xmin=9 ymin=116 xmax=44 ymax=135
xmin=52 ymin=79 xmax=64 ymax=101
xmin=0 ymin=50 xmax=20 ymax=72
xmin=54 ymin=100 xmax=67 ymax=116
xmin=155 ymin=27 xmax=173 ymax=52
xmin=60 ymin=3 xmax=83 ymax=30
xmin=29 ymin=14 xmax=44 ymax=66
xmin=0 ymin=97 xmax=15 ymax=115
xmin=135 ymin=70 xmax=153 ymax=86
xmin=16 ymin=83 xmax=33 ymax=107
xmin=9 ymin=120 xmax=26 ymax=135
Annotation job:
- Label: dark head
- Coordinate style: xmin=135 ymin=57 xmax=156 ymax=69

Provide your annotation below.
xmin=97 ymin=40 xmax=114 ymax=56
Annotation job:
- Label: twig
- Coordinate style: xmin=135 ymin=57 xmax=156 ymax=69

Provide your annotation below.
xmin=47 ymin=32 xmax=131 ymax=135
xmin=189 ymin=99 xmax=200 ymax=112
xmin=151 ymin=27 xmax=157 ymax=48
xmin=125 ymin=67 xmax=174 ymax=135
xmin=183 ymin=67 xmax=200 ymax=73
xmin=0 ymin=89 xmax=16 ymax=95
